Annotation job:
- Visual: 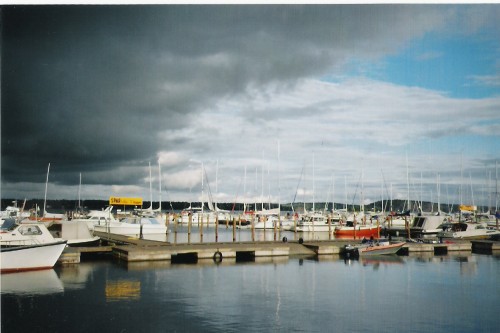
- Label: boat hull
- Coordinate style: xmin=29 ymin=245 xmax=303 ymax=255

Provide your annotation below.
xmin=344 ymin=242 xmax=405 ymax=257
xmin=335 ymin=226 xmax=381 ymax=238
xmin=0 ymin=240 xmax=67 ymax=274
xmin=358 ymin=242 xmax=406 ymax=255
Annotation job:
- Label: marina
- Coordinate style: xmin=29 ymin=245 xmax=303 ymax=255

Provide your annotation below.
xmin=3 ymin=5 xmax=500 ymax=332
xmin=53 ymin=228 xmax=492 ymax=266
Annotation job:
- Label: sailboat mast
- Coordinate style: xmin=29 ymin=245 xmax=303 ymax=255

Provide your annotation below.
xmin=278 ymin=140 xmax=281 ymax=214
xmin=361 ymin=169 xmax=364 ymax=213
xmin=201 ymin=162 xmax=204 ymax=214
xmin=496 ymin=160 xmax=498 ymax=212
xmin=158 ymin=161 xmax=162 ymax=211
xmin=244 ymin=165 xmax=247 ymax=212
xmin=43 ymin=163 xmax=50 ymax=215
xmin=261 ymin=151 xmax=264 ymax=211
xmin=78 ymin=172 xmax=82 ymax=209
xmin=344 ymin=176 xmax=347 ymax=211
xmin=331 ymin=173 xmax=335 ymax=212
xmin=460 ymin=152 xmax=463 ymax=206
xmin=312 ymin=152 xmax=315 ymax=212
xmin=406 ymin=152 xmax=410 ymax=212
xmin=437 ymin=173 xmax=441 ymax=213
xmin=148 ymin=162 xmax=153 ymax=210
xmin=216 ymin=160 xmax=219 ymax=210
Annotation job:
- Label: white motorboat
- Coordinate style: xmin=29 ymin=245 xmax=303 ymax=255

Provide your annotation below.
xmin=0 ymin=200 xmax=31 ymax=220
xmin=410 ymin=214 xmax=449 ymax=237
xmin=93 ymin=211 xmax=167 ymax=236
xmin=48 ymin=220 xmax=101 ymax=246
xmin=254 ymin=215 xmax=280 ymax=230
xmin=1 ymin=240 xmax=67 ymax=273
xmin=437 ymin=222 xmax=500 ymax=239
xmin=70 ymin=206 xmax=118 ymax=231
xmin=1 ymin=218 xmax=64 ymax=246
xmin=0 ymin=218 xmax=67 ymax=273
xmin=293 ymin=212 xmax=337 ymax=232
xmin=344 ymin=239 xmax=406 ymax=257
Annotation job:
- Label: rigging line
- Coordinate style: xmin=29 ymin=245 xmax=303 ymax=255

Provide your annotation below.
xmin=380 ymin=169 xmax=391 ymax=212
xmin=231 ymin=174 xmax=244 ymax=213
xmin=203 ymin=166 xmax=215 ymax=209
xmin=291 ymin=162 xmax=306 ymax=211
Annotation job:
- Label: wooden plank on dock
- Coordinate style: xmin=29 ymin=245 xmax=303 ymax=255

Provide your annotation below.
xmin=110 ymin=242 xmax=292 ymax=262
xmin=303 ymin=243 xmax=341 ymax=255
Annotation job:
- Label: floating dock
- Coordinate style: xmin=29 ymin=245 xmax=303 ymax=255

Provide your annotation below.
xmin=57 ymin=232 xmax=499 ymax=265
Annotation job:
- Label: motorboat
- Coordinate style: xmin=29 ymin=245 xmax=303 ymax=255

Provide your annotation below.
xmin=1 ymin=240 xmax=67 ymax=273
xmin=0 ymin=218 xmax=67 ymax=273
xmin=410 ymin=213 xmax=450 ymax=237
xmin=1 ymin=217 xmax=97 ymax=248
xmin=334 ymin=212 xmax=381 ymax=238
xmin=0 ymin=200 xmax=31 ymax=221
xmin=437 ymin=222 xmax=500 ymax=239
xmin=0 ymin=218 xmax=64 ymax=247
xmin=254 ymin=215 xmax=280 ymax=230
xmin=93 ymin=211 xmax=167 ymax=236
xmin=344 ymin=239 xmax=406 ymax=257
xmin=70 ymin=206 xmax=118 ymax=231
xmin=293 ymin=212 xmax=337 ymax=232
xmin=48 ymin=220 xmax=101 ymax=247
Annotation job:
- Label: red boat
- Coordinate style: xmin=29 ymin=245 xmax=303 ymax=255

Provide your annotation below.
xmin=334 ymin=224 xmax=381 ymax=239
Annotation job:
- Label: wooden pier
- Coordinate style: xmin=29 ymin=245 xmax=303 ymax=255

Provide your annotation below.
xmin=56 ymin=232 xmax=499 ymax=265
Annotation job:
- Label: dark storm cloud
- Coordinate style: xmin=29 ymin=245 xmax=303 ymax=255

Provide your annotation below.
xmin=1 ymin=5 xmax=451 ymax=191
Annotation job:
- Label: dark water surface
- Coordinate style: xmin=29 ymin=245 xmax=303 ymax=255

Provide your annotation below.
xmin=2 ymin=251 xmax=499 ymax=333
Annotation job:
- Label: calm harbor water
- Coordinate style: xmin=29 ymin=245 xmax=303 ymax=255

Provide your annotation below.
xmin=2 ymin=247 xmax=499 ymax=333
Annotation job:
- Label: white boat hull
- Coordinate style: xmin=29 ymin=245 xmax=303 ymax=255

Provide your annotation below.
xmin=1 ymin=240 xmax=67 ymax=273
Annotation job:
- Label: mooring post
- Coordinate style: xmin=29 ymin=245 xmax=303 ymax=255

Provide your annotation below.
xmin=232 ymin=216 xmax=236 ymax=242
xmin=405 ymin=216 xmax=410 ymax=238
xmin=200 ymin=214 xmax=204 ymax=243
xmin=215 ymin=214 xmax=219 ymax=242
xmin=294 ymin=213 xmax=297 ymax=237
xmin=328 ymin=217 xmax=331 ymax=240
xmin=353 ymin=218 xmax=357 ymax=240
xmin=251 ymin=214 xmax=255 ymax=242
xmin=188 ymin=213 xmax=192 ymax=237
xmin=174 ymin=214 xmax=178 ymax=243
xmin=377 ymin=219 xmax=380 ymax=239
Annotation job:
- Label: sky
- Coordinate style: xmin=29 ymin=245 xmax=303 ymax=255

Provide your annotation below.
xmin=1 ymin=4 xmax=500 ymax=210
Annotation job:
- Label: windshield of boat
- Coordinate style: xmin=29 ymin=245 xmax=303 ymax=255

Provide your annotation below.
xmin=0 ymin=218 xmax=17 ymax=231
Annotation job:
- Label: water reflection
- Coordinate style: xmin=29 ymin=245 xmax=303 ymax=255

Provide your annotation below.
xmin=1 ymin=269 xmax=64 ymax=295
xmin=2 ymin=254 xmax=499 ymax=333
xmin=105 ymin=280 xmax=141 ymax=302
xmin=58 ymin=262 xmax=97 ymax=290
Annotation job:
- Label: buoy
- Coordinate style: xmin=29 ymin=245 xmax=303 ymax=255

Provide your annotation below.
xmin=213 ymin=251 xmax=223 ymax=262
xmin=299 ymin=237 xmax=304 ymax=244
xmin=282 ymin=236 xmax=288 ymax=243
